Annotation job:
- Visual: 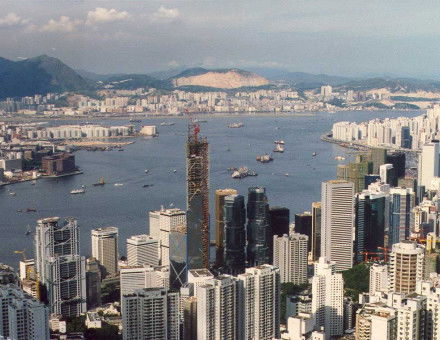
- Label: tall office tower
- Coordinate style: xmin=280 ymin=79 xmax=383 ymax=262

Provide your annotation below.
xmin=312 ymin=257 xmax=344 ymax=339
xmin=122 ymin=288 xmax=180 ymax=340
xmin=35 ymin=217 xmax=86 ymax=317
xmin=120 ymin=265 xmax=169 ymax=296
xmin=149 ymin=208 xmax=186 ymax=266
xmin=416 ymin=277 xmax=440 ymax=339
xmin=348 ymin=161 xmax=371 ymax=193
xmin=91 ymin=226 xmax=119 ymax=276
xmin=400 ymin=126 xmax=412 ymax=149
xmin=380 ymin=163 xmax=397 ymax=187
xmin=126 ymin=234 xmax=159 ymax=267
xmin=186 ymin=122 xmax=210 ymax=269
xmin=247 ymin=187 xmax=271 ymax=266
xmin=320 ymin=85 xmax=332 ymax=98
xmin=85 ymin=257 xmax=102 ymax=309
xmin=214 ymin=188 xmax=238 ymax=267
xmin=273 ymin=233 xmax=308 ymax=284
xmin=355 ymin=191 xmax=386 ymax=263
xmin=0 ymin=284 xmax=49 ymax=340
xmin=369 ymin=263 xmax=388 ymax=295
xmin=370 ymin=147 xmax=387 ymax=174
xmin=269 ymin=206 xmax=290 ymax=237
xmin=223 ymin=194 xmax=246 ymax=275
xmin=389 ymin=241 xmax=425 ymax=294
xmin=355 ymin=304 xmax=396 ymax=340
xmin=196 ymin=275 xmax=238 ymax=340
xmin=311 ymin=202 xmax=322 ymax=261
xmin=294 ymin=212 xmax=312 ymax=251
xmin=237 ymin=265 xmax=281 ymax=340
xmin=183 ymin=296 xmax=197 ymax=340
xmin=389 ymin=187 xmax=414 ymax=246
xmin=418 ymin=140 xmax=440 ymax=189
xmin=169 ymin=224 xmax=187 ymax=289
xmin=387 ymin=151 xmax=406 ymax=179
xmin=321 ymin=180 xmax=355 ymax=272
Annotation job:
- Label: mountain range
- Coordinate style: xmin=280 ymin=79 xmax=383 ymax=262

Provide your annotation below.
xmin=2 ymin=55 xmax=440 ymax=99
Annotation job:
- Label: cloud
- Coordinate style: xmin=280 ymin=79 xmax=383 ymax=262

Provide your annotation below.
xmin=41 ymin=16 xmax=81 ymax=33
xmin=86 ymin=8 xmax=130 ymax=25
xmin=152 ymin=6 xmax=180 ymax=22
xmin=0 ymin=13 xmax=29 ymax=28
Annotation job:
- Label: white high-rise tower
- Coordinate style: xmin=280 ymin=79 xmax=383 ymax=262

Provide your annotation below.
xmin=91 ymin=226 xmax=119 ymax=276
xmin=418 ymin=140 xmax=440 ymax=189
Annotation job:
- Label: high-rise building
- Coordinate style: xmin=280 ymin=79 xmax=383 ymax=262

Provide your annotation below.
xmin=312 ymin=257 xmax=344 ymax=339
xmin=169 ymin=224 xmax=187 ymax=289
xmin=120 ymin=265 xmax=169 ymax=296
xmin=389 ymin=187 xmax=414 ymax=246
xmin=186 ymin=123 xmax=210 ymax=269
xmin=389 ymin=241 xmax=425 ymax=294
xmin=223 ymin=194 xmax=246 ymax=275
xmin=0 ymin=284 xmax=49 ymax=340
xmin=387 ymin=152 xmax=406 ymax=179
xmin=237 ymin=265 xmax=281 ymax=340
xmin=369 ymin=263 xmax=388 ymax=295
xmin=122 ymin=288 xmax=180 ymax=340
xmin=294 ymin=212 xmax=312 ymax=251
xmin=418 ymin=140 xmax=440 ymax=189
xmin=321 ymin=180 xmax=355 ymax=272
xmin=91 ymin=226 xmax=119 ymax=276
xmin=355 ymin=191 xmax=386 ymax=263
xmin=269 ymin=206 xmax=290 ymax=237
xmin=149 ymin=208 xmax=186 ymax=266
xmin=214 ymin=188 xmax=238 ymax=267
xmin=311 ymin=202 xmax=322 ymax=261
xmin=380 ymin=163 xmax=396 ymax=187
xmin=349 ymin=161 xmax=371 ymax=193
xmin=126 ymin=234 xmax=159 ymax=267
xmin=85 ymin=257 xmax=102 ymax=309
xmin=247 ymin=187 xmax=271 ymax=266
xmin=35 ymin=217 xmax=86 ymax=317
xmin=370 ymin=148 xmax=387 ymax=174
xmin=355 ymin=304 xmax=396 ymax=340
xmin=197 ymin=275 xmax=239 ymax=340
xmin=273 ymin=233 xmax=308 ymax=284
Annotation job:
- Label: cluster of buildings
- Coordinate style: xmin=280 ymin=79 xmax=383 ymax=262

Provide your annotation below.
xmin=5 ymin=117 xmax=440 ymax=339
xmin=332 ymin=105 xmax=440 ymax=150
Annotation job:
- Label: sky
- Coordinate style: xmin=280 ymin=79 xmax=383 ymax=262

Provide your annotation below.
xmin=1 ymin=0 xmax=440 ymax=78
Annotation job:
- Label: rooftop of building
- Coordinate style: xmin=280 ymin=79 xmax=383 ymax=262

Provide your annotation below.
xmin=91 ymin=226 xmax=118 ymax=234
xmin=188 ymin=268 xmax=213 ymax=277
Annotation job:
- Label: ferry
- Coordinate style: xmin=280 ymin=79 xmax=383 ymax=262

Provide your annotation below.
xmin=256 ymin=154 xmax=273 ymax=163
xmin=70 ymin=188 xmax=85 ymax=194
xmin=114 ymin=183 xmax=124 ymax=187
xmin=9 ymin=192 xmax=16 ymax=196
xmin=160 ymin=122 xmax=175 ymax=126
xmin=273 ymin=144 xmax=285 ymax=153
xmin=228 ymin=122 xmax=244 ymax=128
xmin=231 ymin=167 xmax=258 ymax=179
xmin=274 ymin=140 xmax=285 ymax=145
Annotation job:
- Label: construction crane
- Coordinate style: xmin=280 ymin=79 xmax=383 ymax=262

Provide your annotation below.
xmin=360 ymin=251 xmax=383 ymax=263
xmin=377 ymin=247 xmax=390 ymax=262
xmin=185 ymin=108 xmax=200 ymax=143
xmin=14 ymin=250 xmax=40 ymax=301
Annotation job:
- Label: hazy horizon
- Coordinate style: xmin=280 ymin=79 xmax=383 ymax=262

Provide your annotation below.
xmin=2 ymin=1 xmax=440 ymax=79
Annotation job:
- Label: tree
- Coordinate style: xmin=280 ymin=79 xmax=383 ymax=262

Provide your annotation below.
xmin=342 ymin=263 xmax=370 ymax=301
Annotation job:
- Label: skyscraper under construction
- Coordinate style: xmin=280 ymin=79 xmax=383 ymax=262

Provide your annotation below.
xmin=186 ymin=121 xmax=210 ymax=269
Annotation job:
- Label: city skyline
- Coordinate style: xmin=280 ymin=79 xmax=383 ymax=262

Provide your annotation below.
xmin=1 ymin=1 xmax=440 ymax=78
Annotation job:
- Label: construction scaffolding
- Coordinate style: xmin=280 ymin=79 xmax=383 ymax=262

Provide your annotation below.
xmin=186 ymin=121 xmax=210 ymax=269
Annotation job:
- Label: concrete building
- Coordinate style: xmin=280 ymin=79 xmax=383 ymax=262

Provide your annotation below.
xmin=355 ymin=304 xmax=396 ymax=340
xmin=85 ymin=257 xmax=102 ymax=309
xmin=321 ymin=180 xmax=355 ymax=272
xmin=91 ymin=227 xmax=119 ymax=276
xmin=120 ymin=265 xmax=169 ymax=296
xmin=389 ymin=241 xmax=425 ymax=294
xmin=121 ymin=288 xmax=180 ymax=340
xmin=311 ymin=202 xmax=322 ymax=261
xmin=418 ymin=140 xmax=440 ymax=189
xmin=312 ymin=257 xmax=344 ymax=340
xmin=273 ymin=233 xmax=308 ymax=284
xmin=369 ymin=263 xmax=388 ymax=295
xmin=149 ymin=208 xmax=186 ymax=266
xmin=0 ymin=284 xmax=49 ymax=340
xmin=35 ymin=217 xmax=86 ymax=318
xmin=41 ymin=153 xmax=76 ymax=176
xmin=126 ymin=234 xmax=159 ymax=267
xmin=380 ymin=163 xmax=396 ymax=187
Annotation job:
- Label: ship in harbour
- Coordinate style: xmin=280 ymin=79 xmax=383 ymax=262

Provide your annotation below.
xmin=231 ymin=167 xmax=258 ymax=179
xmin=228 ymin=122 xmax=244 ymax=128
xmin=256 ymin=154 xmax=273 ymax=163
xmin=160 ymin=122 xmax=175 ymax=126
xmin=93 ymin=177 xmax=106 ymax=186
xmin=70 ymin=188 xmax=85 ymax=194
xmin=273 ymin=143 xmax=285 ymax=153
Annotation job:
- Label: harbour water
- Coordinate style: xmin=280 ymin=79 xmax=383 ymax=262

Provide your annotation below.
xmin=0 ymin=110 xmax=420 ymax=268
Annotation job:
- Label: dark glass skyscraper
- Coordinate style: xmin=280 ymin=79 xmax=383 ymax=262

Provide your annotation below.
xmin=370 ymin=148 xmax=387 ymax=174
xmin=170 ymin=226 xmax=187 ymax=289
xmin=269 ymin=206 xmax=290 ymax=237
xmin=387 ymin=152 xmax=406 ymax=179
xmin=246 ymin=187 xmax=271 ymax=266
xmin=311 ymin=202 xmax=321 ymax=261
xmin=223 ymin=194 xmax=246 ymax=275
xmin=295 ymin=212 xmax=312 ymax=250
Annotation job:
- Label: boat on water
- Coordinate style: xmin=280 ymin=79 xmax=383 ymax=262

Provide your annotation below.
xmin=25 ymin=226 xmax=32 ymax=236
xmin=194 ymin=119 xmax=207 ymax=123
xmin=285 ymin=173 xmax=289 ymax=177
xmin=143 ymin=184 xmax=154 ymax=188
xmin=274 ymin=140 xmax=285 ymax=145
xmin=26 ymin=208 xmax=37 ymax=212
xmin=70 ymin=188 xmax=85 ymax=194
xmin=312 ymin=152 xmax=317 ymax=157
xmin=335 ymin=156 xmax=346 ymax=161
xmin=16 ymin=209 xmax=22 ymax=213
xmin=160 ymin=122 xmax=175 ymax=126
xmin=9 ymin=192 xmax=16 ymax=196
xmin=145 ymin=169 xmax=150 ymax=174
xmin=129 ymin=119 xmax=142 ymax=123
xmin=114 ymin=183 xmax=124 ymax=187
xmin=228 ymin=122 xmax=244 ymax=128
xmin=93 ymin=177 xmax=106 ymax=186
xmin=273 ymin=144 xmax=285 ymax=153
xmin=256 ymin=154 xmax=273 ymax=163
xmin=231 ymin=167 xmax=258 ymax=179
